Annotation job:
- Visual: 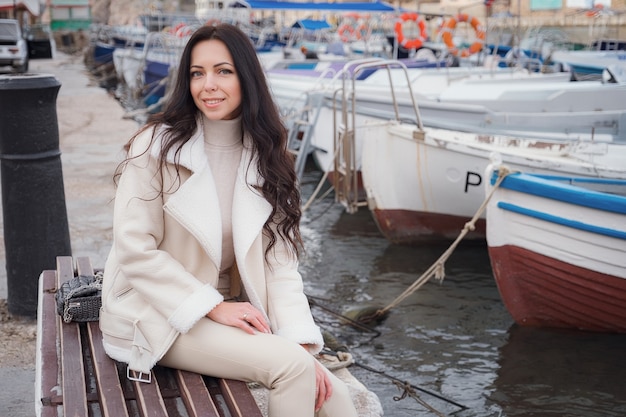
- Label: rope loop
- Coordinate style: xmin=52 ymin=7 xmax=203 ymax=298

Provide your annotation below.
xmin=392 ymin=380 xmax=447 ymax=416
xmin=319 ymin=351 xmax=355 ymax=371
xmin=392 ymin=380 xmax=412 ymax=401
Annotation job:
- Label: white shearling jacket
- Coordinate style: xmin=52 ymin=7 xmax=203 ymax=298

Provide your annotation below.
xmin=100 ymin=123 xmax=323 ymax=374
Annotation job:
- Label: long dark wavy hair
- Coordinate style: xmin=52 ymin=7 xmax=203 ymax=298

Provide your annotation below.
xmin=116 ymin=23 xmax=303 ymax=258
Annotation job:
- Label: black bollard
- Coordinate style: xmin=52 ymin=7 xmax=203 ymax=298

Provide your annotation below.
xmin=0 ymin=73 xmax=72 ymax=317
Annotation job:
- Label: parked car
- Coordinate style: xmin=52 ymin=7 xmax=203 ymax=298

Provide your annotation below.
xmin=0 ymin=19 xmax=29 ymax=73
xmin=23 ymin=24 xmax=55 ymax=60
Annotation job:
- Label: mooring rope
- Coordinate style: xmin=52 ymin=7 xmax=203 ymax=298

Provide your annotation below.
xmin=365 ymin=166 xmax=514 ymax=322
xmin=310 ymin=299 xmax=469 ymax=413
xmin=392 ymin=380 xmax=448 ymax=417
xmin=321 ymin=348 xmax=469 ymax=413
xmin=301 ymin=139 xmax=344 ymax=212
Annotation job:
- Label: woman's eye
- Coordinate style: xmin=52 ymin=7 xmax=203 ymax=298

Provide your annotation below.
xmin=191 ymin=70 xmax=203 ymax=78
xmin=218 ymin=68 xmax=234 ymax=75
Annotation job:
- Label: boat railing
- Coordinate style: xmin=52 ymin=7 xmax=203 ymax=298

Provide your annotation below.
xmin=331 ymin=59 xmax=425 ymax=213
xmin=278 ymin=65 xmax=338 ymax=126
xmin=347 ymin=59 xmax=424 ymax=129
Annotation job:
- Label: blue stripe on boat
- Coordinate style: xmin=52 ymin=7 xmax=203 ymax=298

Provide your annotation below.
xmin=496 ymin=202 xmax=626 ymax=240
xmin=490 ymin=170 xmax=626 ymax=215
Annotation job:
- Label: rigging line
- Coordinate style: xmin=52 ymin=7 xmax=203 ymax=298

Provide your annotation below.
xmin=308 ymin=295 xmax=381 ymax=336
xmin=328 ymin=350 xmax=469 ymax=411
xmin=301 ymin=144 xmax=342 ymax=213
xmin=371 ymin=166 xmax=514 ymax=320
xmin=304 ymin=193 xmax=338 ymax=223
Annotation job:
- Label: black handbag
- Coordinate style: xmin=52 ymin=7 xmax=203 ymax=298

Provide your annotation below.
xmin=55 ymin=271 xmax=103 ymax=323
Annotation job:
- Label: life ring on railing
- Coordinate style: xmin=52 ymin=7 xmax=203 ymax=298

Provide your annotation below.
xmin=394 ymin=13 xmax=428 ymax=50
xmin=176 ymin=25 xmax=194 ymax=38
xmin=356 ymin=22 xmax=370 ymax=40
xmin=439 ymin=13 xmax=485 ymax=58
xmin=585 ymin=4 xmax=604 ymax=17
xmin=338 ymin=24 xmax=356 ymax=42
xmin=171 ymin=22 xmax=185 ymax=35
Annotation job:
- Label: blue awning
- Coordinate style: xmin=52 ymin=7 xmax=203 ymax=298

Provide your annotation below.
xmin=291 ymin=19 xmax=332 ymax=30
xmin=230 ymin=1 xmax=397 ymax=12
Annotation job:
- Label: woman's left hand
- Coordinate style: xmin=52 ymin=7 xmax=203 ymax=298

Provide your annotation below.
xmin=207 ymin=301 xmax=271 ymax=335
xmin=313 ymin=359 xmax=332 ymax=411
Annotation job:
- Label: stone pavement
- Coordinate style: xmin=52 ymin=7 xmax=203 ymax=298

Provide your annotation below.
xmin=0 ymin=52 xmax=383 ymax=416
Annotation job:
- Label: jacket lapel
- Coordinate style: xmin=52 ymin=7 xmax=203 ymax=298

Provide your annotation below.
xmin=232 ymin=135 xmax=273 ymax=262
xmin=159 ymin=126 xmax=223 ymax=266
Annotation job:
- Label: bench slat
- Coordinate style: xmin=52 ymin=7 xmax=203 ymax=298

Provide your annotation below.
xmin=61 ymin=323 xmax=87 ymax=416
xmin=219 ymin=379 xmax=265 ymax=417
xmin=37 ymin=271 xmax=60 ymax=417
xmin=132 ymin=376 xmax=169 ymax=417
xmin=175 ymin=370 xmax=221 ymax=417
xmin=76 ymin=257 xmax=130 ymax=417
xmin=57 ymin=256 xmax=90 ymax=417
xmin=88 ymin=322 xmax=131 ymax=417
xmin=75 ymin=256 xmax=96 ymax=278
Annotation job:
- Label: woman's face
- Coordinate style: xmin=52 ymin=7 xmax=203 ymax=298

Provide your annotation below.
xmin=189 ymin=39 xmax=242 ymax=121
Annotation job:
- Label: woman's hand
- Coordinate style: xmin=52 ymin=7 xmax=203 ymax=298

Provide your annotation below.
xmin=313 ymin=359 xmax=332 ymax=411
xmin=300 ymin=345 xmax=333 ymax=411
xmin=207 ymin=301 xmax=271 ymax=335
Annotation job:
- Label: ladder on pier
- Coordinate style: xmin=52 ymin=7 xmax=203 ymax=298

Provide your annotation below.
xmin=286 ymin=92 xmax=324 ymax=182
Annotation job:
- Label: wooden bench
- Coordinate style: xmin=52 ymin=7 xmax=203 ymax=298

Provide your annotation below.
xmin=36 ymin=255 xmax=264 ymax=417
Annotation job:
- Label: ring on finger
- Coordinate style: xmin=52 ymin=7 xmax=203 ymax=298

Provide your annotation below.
xmin=242 ymin=312 xmax=249 ymax=321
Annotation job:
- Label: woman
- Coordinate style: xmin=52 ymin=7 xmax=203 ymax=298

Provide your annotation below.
xmin=99 ymin=23 xmax=358 ymax=417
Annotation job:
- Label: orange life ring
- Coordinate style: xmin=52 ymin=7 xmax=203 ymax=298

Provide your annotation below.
xmin=338 ymin=24 xmax=356 ymax=42
xmin=439 ymin=13 xmax=485 ymax=58
xmin=394 ymin=13 xmax=428 ymax=50
xmin=356 ymin=23 xmax=370 ymax=40
xmin=175 ymin=25 xmax=194 ymax=38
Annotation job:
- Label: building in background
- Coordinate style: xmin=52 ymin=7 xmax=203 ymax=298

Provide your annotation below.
xmin=0 ymin=0 xmax=40 ymax=23
xmin=48 ymin=0 xmax=90 ymax=30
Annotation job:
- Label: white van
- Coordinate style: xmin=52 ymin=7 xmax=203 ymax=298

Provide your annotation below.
xmin=0 ymin=19 xmax=29 ymax=73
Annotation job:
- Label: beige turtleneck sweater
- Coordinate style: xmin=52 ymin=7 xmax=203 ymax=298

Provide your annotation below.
xmin=202 ymin=116 xmax=243 ymax=299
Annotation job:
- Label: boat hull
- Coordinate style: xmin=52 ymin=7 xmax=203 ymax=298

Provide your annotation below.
xmin=485 ymin=169 xmax=626 ymax=333
xmin=370 ymin=208 xmax=485 ymax=244
xmin=360 ymin=122 xmax=626 ymax=244
xmin=489 ymin=245 xmax=626 ymax=333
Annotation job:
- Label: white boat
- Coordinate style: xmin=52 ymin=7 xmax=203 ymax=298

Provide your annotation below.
xmin=113 ymin=27 xmax=188 ymax=96
xmin=358 ymin=120 xmax=626 ymax=244
xmin=550 ymin=49 xmax=626 ymax=78
xmin=484 ymin=165 xmax=626 ymax=333
xmin=271 ymin=59 xmax=626 ymax=187
xmin=268 ymin=62 xmax=571 ymax=113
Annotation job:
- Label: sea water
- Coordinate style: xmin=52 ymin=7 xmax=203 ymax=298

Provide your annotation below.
xmin=299 ymin=169 xmax=626 ymax=417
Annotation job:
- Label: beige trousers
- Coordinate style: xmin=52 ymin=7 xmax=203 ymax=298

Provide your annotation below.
xmin=159 ymin=318 xmax=358 ymax=417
